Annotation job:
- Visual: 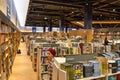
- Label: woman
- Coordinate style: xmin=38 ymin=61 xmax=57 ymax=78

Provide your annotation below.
xmin=46 ymin=48 xmax=56 ymax=80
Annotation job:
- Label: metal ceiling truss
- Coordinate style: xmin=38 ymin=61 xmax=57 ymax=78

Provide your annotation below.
xmin=25 ymin=0 xmax=120 ymax=30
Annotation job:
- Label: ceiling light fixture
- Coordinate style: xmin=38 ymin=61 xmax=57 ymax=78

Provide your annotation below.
xmin=86 ymin=3 xmax=88 ymax=5
xmin=72 ymin=12 xmax=74 ymax=13
xmin=76 ymin=22 xmax=84 ymax=26
xmin=44 ymin=17 xmax=47 ymax=20
xmin=113 ymin=9 xmax=115 ymax=12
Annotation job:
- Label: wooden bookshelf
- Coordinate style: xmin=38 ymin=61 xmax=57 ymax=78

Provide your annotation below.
xmin=0 ymin=10 xmax=21 ymax=80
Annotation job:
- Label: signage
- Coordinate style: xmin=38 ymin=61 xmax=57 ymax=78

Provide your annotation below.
xmin=32 ymin=27 xmax=36 ymax=32
xmin=43 ymin=44 xmax=59 ymax=47
xmin=66 ymin=54 xmax=97 ymax=63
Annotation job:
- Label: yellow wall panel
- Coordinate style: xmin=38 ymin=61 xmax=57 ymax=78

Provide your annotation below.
xmin=86 ymin=29 xmax=94 ymax=43
xmin=68 ymin=29 xmax=94 ymax=43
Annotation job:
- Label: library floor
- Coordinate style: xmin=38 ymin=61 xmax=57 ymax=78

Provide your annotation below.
xmin=9 ymin=42 xmax=37 ymax=80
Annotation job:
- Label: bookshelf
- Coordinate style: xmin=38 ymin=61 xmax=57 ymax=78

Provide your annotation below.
xmin=29 ymin=38 xmax=35 ymax=61
xmin=0 ymin=11 xmax=21 ymax=80
xmin=52 ymin=56 xmax=120 ymax=80
xmin=32 ymin=43 xmax=40 ymax=71
xmin=37 ymin=43 xmax=60 ymax=80
xmin=30 ymin=38 xmax=43 ymax=71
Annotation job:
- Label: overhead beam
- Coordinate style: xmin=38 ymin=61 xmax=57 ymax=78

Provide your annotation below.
xmin=102 ymin=5 xmax=120 ymax=9
xmin=31 ymin=0 xmax=83 ymax=8
xmin=27 ymin=18 xmax=48 ymax=21
xmin=29 ymin=10 xmax=68 ymax=15
xmin=28 ymin=12 xmax=61 ymax=16
xmin=93 ymin=11 xmax=119 ymax=17
xmin=97 ymin=0 xmax=120 ymax=8
xmin=25 ymin=23 xmax=59 ymax=27
xmin=31 ymin=6 xmax=71 ymax=13
xmin=72 ymin=20 xmax=120 ymax=24
xmin=95 ymin=9 xmax=120 ymax=15
xmin=71 ymin=20 xmax=120 ymax=27
xmin=94 ymin=27 xmax=120 ymax=32
xmin=93 ymin=0 xmax=106 ymax=6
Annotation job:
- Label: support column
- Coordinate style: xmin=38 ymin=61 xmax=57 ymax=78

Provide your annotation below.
xmin=84 ymin=1 xmax=92 ymax=29
xmin=43 ymin=22 xmax=46 ymax=32
xmin=43 ymin=26 xmax=46 ymax=32
xmin=59 ymin=16 xmax=64 ymax=31
xmin=65 ymin=27 xmax=68 ymax=33
xmin=49 ymin=17 xmax=52 ymax=31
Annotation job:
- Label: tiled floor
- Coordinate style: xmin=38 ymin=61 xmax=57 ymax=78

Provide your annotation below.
xmin=9 ymin=42 xmax=37 ymax=80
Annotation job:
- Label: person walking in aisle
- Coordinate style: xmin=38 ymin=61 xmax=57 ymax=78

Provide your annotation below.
xmin=46 ymin=48 xmax=56 ymax=80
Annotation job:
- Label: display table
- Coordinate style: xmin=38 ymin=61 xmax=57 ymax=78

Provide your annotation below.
xmin=77 ymin=71 xmax=120 ymax=80
xmin=77 ymin=75 xmax=105 ymax=80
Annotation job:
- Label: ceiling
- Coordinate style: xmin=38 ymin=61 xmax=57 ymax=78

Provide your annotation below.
xmin=25 ymin=0 xmax=120 ymax=29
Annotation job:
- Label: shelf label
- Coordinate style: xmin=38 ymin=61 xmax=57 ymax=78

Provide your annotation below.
xmin=43 ymin=44 xmax=59 ymax=47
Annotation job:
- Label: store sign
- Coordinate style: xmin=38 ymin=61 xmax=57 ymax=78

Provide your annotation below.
xmin=48 ymin=27 xmax=50 ymax=31
xmin=68 ymin=28 xmax=72 ymax=31
xmin=32 ymin=27 xmax=36 ymax=32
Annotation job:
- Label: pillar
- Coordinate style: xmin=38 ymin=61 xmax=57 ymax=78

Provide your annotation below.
xmin=49 ymin=17 xmax=52 ymax=31
xmin=43 ymin=22 xmax=46 ymax=32
xmin=43 ymin=26 xmax=46 ymax=32
xmin=59 ymin=16 xmax=64 ymax=31
xmin=84 ymin=1 xmax=92 ymax=29
xmin=65 ymin=27 xmax=68 ymax=33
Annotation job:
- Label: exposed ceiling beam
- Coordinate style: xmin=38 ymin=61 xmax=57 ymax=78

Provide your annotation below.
xmin=26 ymin=0 xmax=120 ymax=28
xmin=93 ymin=11 xmax=119 ymax=16
xmin=98 ymin=9 xmax=120 ymax=14
xmin=31 ymin=6 xmax=71 ymax=13
xmin=93 ymin=0 xmax=106 ymax=6
xmin=26 ymin=20 xmax=56 ymax=24
xmin=28 ymin=12 xmax=61 ymax=16
xmin=94 ymin=27 xmax=120 ymax=32
xmin=71 ymin=20 xmax=120 ymax=27
xmin=31 ymin=7 xmax=58 ymax=12
xmin=97 ymin=0 xmax=120 ymax=8
xmin=25 ymin=22 xmax=60 ymax=27
xmin=72 ymin=20 xmax=120 ymax=24
xmin=94 ymin=9 xmax=120 ymax=15
xmin=29 ymin=11 xmax=63 ymax=14
xmin=27 ymin=18 xmax=48 ymax=21
xmin=102 ymin=5 xmax=120 ymax=9
xmin=30 ymin=8 xmax=70 ymax=15
xmin=31 ymin=0 xmax=83 ymax=8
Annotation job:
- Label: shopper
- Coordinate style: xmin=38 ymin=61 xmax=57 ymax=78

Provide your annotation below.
xmin=104 ymin=37 xmax=109 ymax=45
xmin=104 ymin=37 xmax=109 ymax=52
xmin=22 ymin=35 xmax=25 ymax=42
xmin=46 ymin=48 xmax=56 ymax=80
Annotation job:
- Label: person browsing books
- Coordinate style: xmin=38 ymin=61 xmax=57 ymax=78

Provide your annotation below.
xmin=46 ymin=48 xmax=56 ymax=80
